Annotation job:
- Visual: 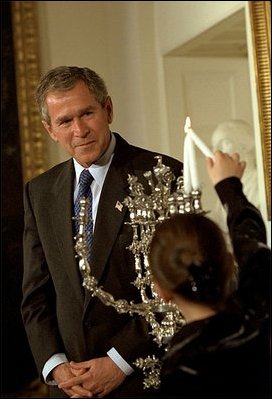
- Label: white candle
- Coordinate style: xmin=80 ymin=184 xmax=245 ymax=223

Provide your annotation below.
xmin=184 ymin=116 xmax=214 ymax=159
xmin=187 ymin=134 xmax=199 ymax=190
xmin=183 ymin=134 xmax=192 ymax=194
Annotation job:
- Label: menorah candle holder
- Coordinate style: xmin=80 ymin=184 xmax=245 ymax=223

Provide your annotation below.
xmin=74 ymin=155 xmax=205 ymax=389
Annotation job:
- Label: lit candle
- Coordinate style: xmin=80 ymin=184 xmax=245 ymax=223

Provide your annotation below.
xmin=187 ymin=134 xmax=199 ymax=190
xmin=184 ymin=116 xmax=214 ymax=159
xmin=183 ymin=134 xmax=192 ymax=194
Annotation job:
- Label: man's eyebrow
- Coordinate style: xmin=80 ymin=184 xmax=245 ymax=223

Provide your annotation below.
xmin=55 ymin=114 xmax=71 ymax=124
xmin=55 ymin=106 xmax=95 ymax=124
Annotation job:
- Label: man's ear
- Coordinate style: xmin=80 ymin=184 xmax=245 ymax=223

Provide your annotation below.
xmin=104 ymin=96 xmax=113 ymax=124
xmin=42 ymin=120 xmax=58 ymax=142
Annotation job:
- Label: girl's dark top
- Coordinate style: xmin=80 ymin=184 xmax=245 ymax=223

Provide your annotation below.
xmin=158 ymin=177 xmax=271 ymax=398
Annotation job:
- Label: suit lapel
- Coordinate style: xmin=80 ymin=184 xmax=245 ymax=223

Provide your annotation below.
xmin=49 ymin=160 xmax=85 ymax=305
xmin=83 ymin=135 xmax=134 ymax=311
xmin=91 ymin=162 xmax=129 ymax=281
xmin=92 ymin=145 xmax=131 ymax=279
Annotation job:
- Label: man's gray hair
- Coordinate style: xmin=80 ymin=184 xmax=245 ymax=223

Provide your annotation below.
xmin=36 ymin=66 xmax=108 ymax=124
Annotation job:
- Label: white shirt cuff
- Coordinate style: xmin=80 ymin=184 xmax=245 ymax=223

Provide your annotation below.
xmin=107 ymin=348 xmax=134 ymax=375
xmin=42 ymin=353 xmax=68 ymax=385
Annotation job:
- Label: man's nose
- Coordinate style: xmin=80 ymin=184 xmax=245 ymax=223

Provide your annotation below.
xmin=73 ymin=117 xmax=89 ymax=136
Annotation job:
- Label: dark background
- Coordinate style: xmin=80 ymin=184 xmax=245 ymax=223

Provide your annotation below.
xmin=1 ymin=1 xmax=38 ymax=394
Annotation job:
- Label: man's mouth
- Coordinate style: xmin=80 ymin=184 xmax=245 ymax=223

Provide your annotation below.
xmin=76 ymin=141 xmax=94 ymax=148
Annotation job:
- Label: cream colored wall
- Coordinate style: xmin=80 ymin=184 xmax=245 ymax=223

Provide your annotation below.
xmin=104 ymin=1 xmax=163 ymax=152
xmin=37 ymin=1 xmax=111 ymax=164
xmin=37 ymin=1 xmax=163 ymax=164
xmin=154 ymin=1 xmax=244 ymax=54
xmin=37 ymin=0 xmax=244 ymax=165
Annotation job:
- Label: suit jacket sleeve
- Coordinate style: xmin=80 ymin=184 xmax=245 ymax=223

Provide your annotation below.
xmin=22 ymin=180 xmax=66 ymax=375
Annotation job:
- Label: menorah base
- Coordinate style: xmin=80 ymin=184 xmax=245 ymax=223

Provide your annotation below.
xmin=134 ymin=355 xmax=162 ymax=390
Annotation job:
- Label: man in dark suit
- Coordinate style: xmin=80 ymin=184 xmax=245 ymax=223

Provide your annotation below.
xmin=21 ymin=66 xmax=182 ymax=397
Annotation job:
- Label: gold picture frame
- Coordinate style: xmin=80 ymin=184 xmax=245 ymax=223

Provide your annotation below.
xmin=11 ymin=1 xmax=48 ymax=183
xmin=248 ymin=1 xmax=271 ymax=220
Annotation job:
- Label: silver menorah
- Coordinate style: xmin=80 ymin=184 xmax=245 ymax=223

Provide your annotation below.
xmin=74 ymin=155 xmax=204 ymax=389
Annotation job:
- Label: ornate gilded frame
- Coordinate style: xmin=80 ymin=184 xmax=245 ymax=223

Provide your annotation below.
xmin=248 ymin=1 xmax=271 ymax=220
xmin=11 ymin=1 xmax=48 ymax=183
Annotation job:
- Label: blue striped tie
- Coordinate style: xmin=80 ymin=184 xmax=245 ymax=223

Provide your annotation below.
xmin=74 ymin=169 xmax=94 ymax=262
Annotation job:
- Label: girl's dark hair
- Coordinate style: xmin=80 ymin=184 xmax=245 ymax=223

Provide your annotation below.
xmin=149 ymin=213 xmax=235 ymax=310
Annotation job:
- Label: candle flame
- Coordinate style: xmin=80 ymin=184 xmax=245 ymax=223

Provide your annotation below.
xmin=184 ymin=116 xmax=191 ymax=134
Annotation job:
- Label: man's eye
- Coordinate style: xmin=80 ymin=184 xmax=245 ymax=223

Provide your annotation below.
xmin=61 ymin=119 xmax=71 ymax=125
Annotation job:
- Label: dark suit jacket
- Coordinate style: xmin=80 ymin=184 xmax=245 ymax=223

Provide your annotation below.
xmin=22 ymin=133 xmax=182 ymax=397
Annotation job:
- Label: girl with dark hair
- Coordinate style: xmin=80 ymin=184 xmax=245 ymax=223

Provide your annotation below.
xmin=149 ymin=151 xmax=270 ymax=398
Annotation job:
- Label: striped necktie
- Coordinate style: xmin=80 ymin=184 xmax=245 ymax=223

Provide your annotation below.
xmin=74 ymin=169 xmax=94 ymax=261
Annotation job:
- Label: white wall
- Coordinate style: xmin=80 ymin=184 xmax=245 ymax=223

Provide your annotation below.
xmin=37 ymin=1 xmax=163 ymax=163
xmin=104 ymin=1 xmax=163 ymax=152
xmin=154 ymin=1 xmax=244 ymax=54
xmin=37 ymin=0 xmax=245 ymax=164
xmin=37 ymin=1 xmax=111 ymax=163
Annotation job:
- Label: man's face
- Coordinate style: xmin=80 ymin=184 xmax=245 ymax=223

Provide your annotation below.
xmin=43 ymin=80 xmax=113 ymax=167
